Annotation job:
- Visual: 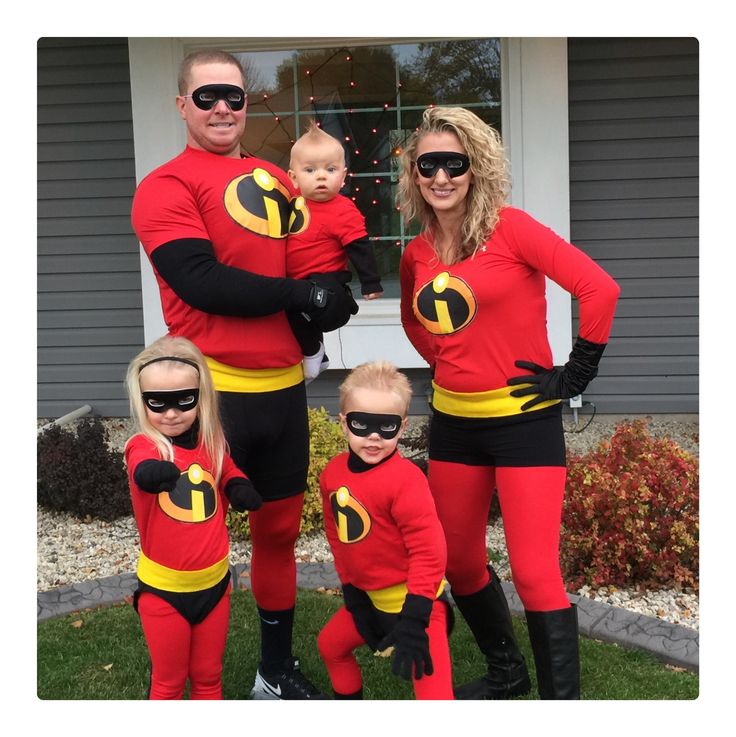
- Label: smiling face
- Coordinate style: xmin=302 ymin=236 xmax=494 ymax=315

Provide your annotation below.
xmin=176 ymin=61 xmax=247 ymax=158
xmin=339 ymin=386 xmax=408 ymax=465
xmin=139 ymin=362 xmax=200 ymax=438
xmin=414 ymin=131 xmax=473 ymax=216
xmin=288 ymin=138 xmax=347 ymax=202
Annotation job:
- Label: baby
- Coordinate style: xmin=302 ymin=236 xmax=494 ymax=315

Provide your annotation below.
xmin=287 ymin=123 xmax=383 ymax=382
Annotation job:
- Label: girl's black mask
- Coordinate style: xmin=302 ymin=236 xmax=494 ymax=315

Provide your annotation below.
xmin=142 ymin=388 xmax=200 ymax=413
xmin=345 ymin=411 xmax=403 ymax=440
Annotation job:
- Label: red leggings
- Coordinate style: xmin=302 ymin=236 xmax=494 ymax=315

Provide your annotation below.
xmin=248 ymin=494 xmax=304 ymax=610
xmin=137 ymin=588 xmax=231 ymax=699
xmin=429 ymin=461 xmax=569 ymax=611
xmin=317 ymin=602 xmax=454 ymax=700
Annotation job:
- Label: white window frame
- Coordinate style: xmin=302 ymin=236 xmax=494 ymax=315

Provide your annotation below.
xmin=129 ymin=37 xmax=572 ymax=367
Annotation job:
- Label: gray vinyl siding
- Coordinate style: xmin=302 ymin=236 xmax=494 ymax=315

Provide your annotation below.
xmin=38 ymin=38 xmax=144 ymax=418
xmin=568 ymin=37 xmax=698 ymax=414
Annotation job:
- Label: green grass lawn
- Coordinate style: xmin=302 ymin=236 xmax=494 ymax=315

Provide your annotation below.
xmin=37 ymin=588 xmax=698 ymax=700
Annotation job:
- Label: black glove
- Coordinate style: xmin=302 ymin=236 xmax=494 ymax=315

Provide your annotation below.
xmin=377 ymin=594 xmax=434 ymax=680
xmin=224 ymin=477 xmax=263 ymax=512
xmin=303 ymin=273 xmax=359 ymax=333
xmin=342 ymin=583 xmax=383 ymax=651
xmin=133 ymin=459 xmax=181 ymax=493
xmin=507 ymin=336 xmax=607 ymax=411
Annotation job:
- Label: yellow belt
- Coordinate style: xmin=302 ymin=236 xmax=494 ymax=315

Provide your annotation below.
xmin=431 ymin=381 xmax=560 ymax=418
xmin=205 ymin=357 xmax=303 ymax=393
xmin=137 ymin=551 xmax=229 ymax=593
xmin=367 ymin=580 xmax=447 ymax=614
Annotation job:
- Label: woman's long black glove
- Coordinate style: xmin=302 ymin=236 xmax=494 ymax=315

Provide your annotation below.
xmin=507 ymin=336 xmax=607 ymax=411
xmin=133 ymin=459 xmax=181 ymax=493
xmin=377 ymin=594 xmax=434 ymax=680
xmin=224 ymin=477 xmax=263 ymax=512
xmin=342 ymin=584 xmax=383 ymax=651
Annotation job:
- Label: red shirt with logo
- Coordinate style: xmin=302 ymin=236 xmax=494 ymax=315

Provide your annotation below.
xmin=320 ymin=451 xmax=446 ymax=599
xmin=286 ymin=195 xmax=368 ymax=279
xmin=400 ymin=206 xmax=620 ymax=394
xmin=131 ymin=146 xmax=302 ymax=369
xmin=125 ymin=434 xmax=244 ymax=574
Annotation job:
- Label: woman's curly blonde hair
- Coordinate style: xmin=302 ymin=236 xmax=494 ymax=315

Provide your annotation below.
xmin=397 ymin=106 xmax=511 ymax=264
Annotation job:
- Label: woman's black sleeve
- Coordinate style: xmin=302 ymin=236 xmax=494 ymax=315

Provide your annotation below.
xmin=150 ymin=237 xmax=313 ymax=317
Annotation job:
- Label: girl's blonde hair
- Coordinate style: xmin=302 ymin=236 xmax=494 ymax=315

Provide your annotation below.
xmin=397 ymin=106 xmax=511 ymax=264
xmin=339 ymin=361 xmax=413 ymax=416
xmin=124 ymin=335 xmax=228 ymax=483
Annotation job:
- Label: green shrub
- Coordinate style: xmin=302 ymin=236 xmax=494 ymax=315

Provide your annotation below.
xmin=227 ymin=406 xmax=347 ymax=539
xmin=37 ymin=417 xmax=132 ymax=521
xmin=561 ymin=419 xmax=699 ymax=592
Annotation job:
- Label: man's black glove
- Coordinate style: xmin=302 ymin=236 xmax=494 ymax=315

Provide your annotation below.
xmin=507 ymin=336 xmax=607 ymax=411
xmin=377 ymin=594 xmax=434 ymax=680
xmin=303 ymin=273 xmax=359 ymax=332
xmin=224 ymin=477 xmax=263 ymax=512
xmin=133 ymin=459 xmax=181 ymax=493
xmin=342 ymin=583 xmax=383 ymax=651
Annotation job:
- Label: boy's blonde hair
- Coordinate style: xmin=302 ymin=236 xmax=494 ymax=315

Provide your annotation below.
xmin=124 ymin=335 xmax=228 ymax=483
xmin=290 ymin=119 xmax=345 ymax=168
xmin=339 ymin=361 xmax=413 ymax=416
xmin=397 ymin=106 xmax=511 ymax=264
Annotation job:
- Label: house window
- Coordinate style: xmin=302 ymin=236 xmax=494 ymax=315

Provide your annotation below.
xmin=236 ymin=39 xmax=501 ymax=298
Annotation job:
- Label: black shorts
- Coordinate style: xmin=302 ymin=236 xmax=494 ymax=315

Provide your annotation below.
xmin=218 ymin=382 xmax=309 ymax=501
xmin=428 ymin=403 xmax=566 ymax=468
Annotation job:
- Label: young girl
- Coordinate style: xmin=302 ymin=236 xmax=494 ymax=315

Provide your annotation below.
xmin=124 ymin=335 xmax=262 ymax=700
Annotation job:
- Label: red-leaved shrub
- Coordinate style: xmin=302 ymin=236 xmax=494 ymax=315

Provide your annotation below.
xmin=561 ymin=419 xmax=698 ymax=592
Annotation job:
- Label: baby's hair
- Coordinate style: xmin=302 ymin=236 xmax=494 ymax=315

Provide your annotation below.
xmin=290 ymin=119 xmax=345 ymax=168
xmin=124 ymin=335 xmax=228 ymax=483
xmin=339 ymin=361 xmax=413 ymax=415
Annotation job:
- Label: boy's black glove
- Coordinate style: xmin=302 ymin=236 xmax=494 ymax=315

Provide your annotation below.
xmin=304 ymin=273 xmax=359 ymax=332
xmin=342 ymin=583 xmax=383 ymax=651
xmin=377 ymin=593 xmax=434 ymax=680
xmin=507 ymin=336 xmax=607 ymax=411
xmin=224 ymin=477 xmax=263 ymax=512
xmin=133 ymin=459 xmax=181 ymax=493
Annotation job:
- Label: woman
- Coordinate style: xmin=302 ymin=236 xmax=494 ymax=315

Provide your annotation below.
xmin=398 ymin=107 xmax=619 ymax=700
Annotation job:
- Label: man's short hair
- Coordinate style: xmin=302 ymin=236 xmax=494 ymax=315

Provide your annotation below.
xmin=178 ymin=49 xmax=246 ymax=94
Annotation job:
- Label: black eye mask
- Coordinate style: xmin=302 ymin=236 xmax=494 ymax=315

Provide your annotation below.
xmin=142 ymin=389 xmax=200 ymax=413
xmin=184 ymin=84 xmax=246 ymax=111
xmin=415 ymin=151 xmax=471 ymax=178
xmin=345 ymin=411 xmax=403 ymax=440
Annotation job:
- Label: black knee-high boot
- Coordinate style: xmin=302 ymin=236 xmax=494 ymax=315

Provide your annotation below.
xmin=451 ymin=566 xmax=531 ymax=699
xmin=525 ymin=604 xmax=580 ymax=700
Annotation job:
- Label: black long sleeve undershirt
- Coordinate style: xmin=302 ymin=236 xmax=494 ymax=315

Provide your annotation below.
xmin=345 ymin=237 xmax=383 ymax=295
xmin=151 ymin=237 xmax=313 ymax=317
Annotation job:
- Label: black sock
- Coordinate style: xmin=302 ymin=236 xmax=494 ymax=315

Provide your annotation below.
xmin=258 ymin=606 xmax=295 ymax=674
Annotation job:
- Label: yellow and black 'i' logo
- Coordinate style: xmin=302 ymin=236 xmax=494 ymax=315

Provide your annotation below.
xmin=329 ymin=486 xmax=371 ymax=543
xmin=158 ymin=463 xmax=218 ymax=523
xmin=413 ymin=271 xmax=477 ymax=335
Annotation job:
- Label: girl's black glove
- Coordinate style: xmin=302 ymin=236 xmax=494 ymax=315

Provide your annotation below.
xmin=133 ymin=459 xmax=181 ymax=493
xmin=507 ymin=336 xmax=607 ymax=411
xmin=342 ymin=583 xmax=383 ymax=651
xmin=377 ymin=594 xmax=434 ymax=680
xmin=225 ymin=477 xmax=263 ymax=512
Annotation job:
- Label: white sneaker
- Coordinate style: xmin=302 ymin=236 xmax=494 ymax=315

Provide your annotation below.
xmin=303 ymin=343 xmax=328 ymax=384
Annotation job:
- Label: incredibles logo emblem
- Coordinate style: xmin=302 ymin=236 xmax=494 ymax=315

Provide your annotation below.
xmin=158 ymin=463 xmax=218 ymax=523
xmin=224 ymin=167 xmax=309 ymax=238
xmin=330 ymin=486 xmax=371 ymax=544
xmin=413 ymin=271 xmax=477 ymax=334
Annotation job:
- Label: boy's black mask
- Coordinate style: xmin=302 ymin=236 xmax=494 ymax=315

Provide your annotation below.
xmin=345 ymin=411 xmax=403 ymax=440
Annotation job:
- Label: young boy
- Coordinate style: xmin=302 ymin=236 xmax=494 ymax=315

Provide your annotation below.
xmin=317 ymin=361 xmax=454 ymax=699
xmin=287 ymin=123 xmax=383 ymax=382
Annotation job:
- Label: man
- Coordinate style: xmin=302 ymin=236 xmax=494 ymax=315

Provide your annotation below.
xmin=132 ymin=49 xmax=356 ymax=699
